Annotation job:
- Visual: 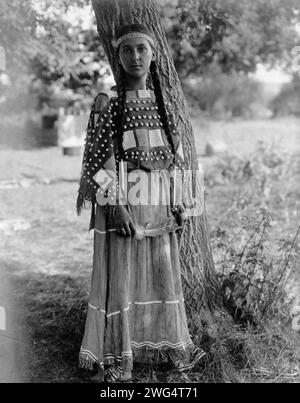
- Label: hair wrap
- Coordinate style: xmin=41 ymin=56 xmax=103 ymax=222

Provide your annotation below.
xmin=114 ymin=32 xmax=155 ymax=48
xmin=113 ymin=23 xmax=155 ymax=50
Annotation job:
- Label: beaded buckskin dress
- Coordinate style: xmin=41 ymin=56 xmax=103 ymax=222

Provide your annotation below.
xmin=78 ymin=88 xmax=205 ymax=380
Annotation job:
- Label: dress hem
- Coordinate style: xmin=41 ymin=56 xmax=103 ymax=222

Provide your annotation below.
xmin=79 ymin=343 xmax=206 ymax=373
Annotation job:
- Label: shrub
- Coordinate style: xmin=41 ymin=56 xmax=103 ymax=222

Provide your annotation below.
xmin=202 ymin=143 xmax=300 ymax=382
xmin=207 ymin=141 xmax=300 ymax=325
xmin=271 ymin=78 xmax=300 ymax=117
xmin=183 ymin=72 xmax=265 ymax=118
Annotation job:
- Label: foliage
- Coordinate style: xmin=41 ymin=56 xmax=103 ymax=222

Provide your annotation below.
xmin=1 ymin=0 xmax=299 ymax=112
xmin=183 ymin=71 xmax=263 ymax=118
xmin=200 ymin=142 xmax=300 ymax=382
xmin=29 ymin=25 xmax=109 ymax=110
xmin=0 ymin=0 xmax=90 ymax=73
xmin=271 ymin=75 xmax=300 ymax=117
xmin=0 ymin=0 xmax=43 ymax=74
xmin=171 ymin=0 xmax=300 ymax=77
xmin=0 ymin=0 xmax=107 ymax=110
xmin=206 ymin=141 xmax=300 ymax=324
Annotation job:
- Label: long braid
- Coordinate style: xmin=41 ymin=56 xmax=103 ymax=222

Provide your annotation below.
xmin=150 ymin=60 xmax=185 ymax=212
xmin=109 ymin=66 xmax=127 ymax=205
xmin=146 ymin=72 xmax=153 ymax=91
xmin=115 ymin=68 xmax=127 ymax=160
xmin=150 ymin=61 xmax=176 ymax=159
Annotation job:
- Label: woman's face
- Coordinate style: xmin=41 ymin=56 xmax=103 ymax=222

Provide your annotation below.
xmin=118 ymin=37 xmax=154 ymax=79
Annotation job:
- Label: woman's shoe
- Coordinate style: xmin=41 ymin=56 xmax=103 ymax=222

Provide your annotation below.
xmin=119 ymin=370 xmax=132 ymax=381
xmin=91 ymin=366 xmax=105 ymax=383
xmin=104 ymin=366 xmax=132 ymax=382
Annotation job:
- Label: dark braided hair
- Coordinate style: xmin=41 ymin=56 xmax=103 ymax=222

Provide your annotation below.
xmin=114 ymin=66 xmax=127 ymax=161
xmin=150 ymin=60 xmax=176 ymax=161
xmin=146 ymin=73 xmax=153 ymax=91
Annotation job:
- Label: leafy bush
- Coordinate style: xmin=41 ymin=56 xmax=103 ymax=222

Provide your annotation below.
xmin=271 ymin=78 xmax=300 ymax=117
xmin=201 ymin=142 xmax=300 ymax=382
xmin=183 ymin=72 xmax=265 ymax=118
xmin=206 ymin=141 xmax=300 ymax=325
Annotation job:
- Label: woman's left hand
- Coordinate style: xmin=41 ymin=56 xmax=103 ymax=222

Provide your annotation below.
xmin=175 ymin=211 xmax=188 ymax=227
xmin=172 ymin=205 xmax=188 ymax=227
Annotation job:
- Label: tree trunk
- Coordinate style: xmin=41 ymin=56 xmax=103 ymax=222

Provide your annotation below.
xmin=91 ymin=0 xmax=235 ymax=380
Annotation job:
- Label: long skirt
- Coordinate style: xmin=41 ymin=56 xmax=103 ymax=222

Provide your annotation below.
xmin=79 ymin=169 xmax=204 ymax=376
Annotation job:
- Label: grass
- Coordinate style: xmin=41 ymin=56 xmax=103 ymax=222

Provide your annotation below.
xmin=0 ymin=116 xmax=299 ymax=383
xmin=190 ymin=114 xmax=300 ymax=157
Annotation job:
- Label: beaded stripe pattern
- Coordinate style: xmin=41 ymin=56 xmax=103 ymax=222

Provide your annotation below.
xmin=117 ymin=89 xmax=184 ymax=171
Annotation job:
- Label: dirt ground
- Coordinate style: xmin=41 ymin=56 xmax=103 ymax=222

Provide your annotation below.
xmin=0 ymin=116 xmax=299 ymax=382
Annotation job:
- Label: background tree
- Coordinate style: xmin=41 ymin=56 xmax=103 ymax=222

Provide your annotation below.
xmin=0 ymin=0 xmax=109 ymax=111
xmin=170 ymin=0 xmax=300 ymax=78
xmin=0 ymin=0 xmax=93 ymax=75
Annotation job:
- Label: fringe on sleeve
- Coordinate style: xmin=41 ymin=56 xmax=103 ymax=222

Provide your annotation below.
xmin=76 ymin=92 xmax=119 ymax=216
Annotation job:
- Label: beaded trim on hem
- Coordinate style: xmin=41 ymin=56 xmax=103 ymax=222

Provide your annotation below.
xmin=79 ymin=344 xmax=206 ymax=373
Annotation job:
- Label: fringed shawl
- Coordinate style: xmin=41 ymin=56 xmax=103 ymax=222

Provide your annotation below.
xmin=76 ymin=90 xmax=120 ymax=216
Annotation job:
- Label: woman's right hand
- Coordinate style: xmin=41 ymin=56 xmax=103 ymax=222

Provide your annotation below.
xmin=110 ymin=204 xmax=136 ymax=237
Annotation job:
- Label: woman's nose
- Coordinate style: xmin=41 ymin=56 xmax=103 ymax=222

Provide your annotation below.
xmin=131 ymin=49 xmax=140 ymax=61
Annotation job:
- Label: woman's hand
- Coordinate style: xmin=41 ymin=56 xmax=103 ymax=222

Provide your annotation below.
xmin=171 ymin=204 xmax=188 ymax=227
xmin=110 ymin=205 xmax=136 ymax=237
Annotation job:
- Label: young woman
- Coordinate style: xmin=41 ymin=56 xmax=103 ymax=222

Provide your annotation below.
xmin=77 ymin=23 xmax=204 ymax=382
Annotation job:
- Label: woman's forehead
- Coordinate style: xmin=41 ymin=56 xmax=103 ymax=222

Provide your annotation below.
xmin=120 ymin=37 xmax=151 ymax=48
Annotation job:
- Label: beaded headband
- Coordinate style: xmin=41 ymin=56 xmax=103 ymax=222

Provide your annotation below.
xmin=113 ymin=32 xmax=155 ymax=49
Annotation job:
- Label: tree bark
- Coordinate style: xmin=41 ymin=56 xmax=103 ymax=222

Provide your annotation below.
xmin=91 ymin=0 xmax=226 ymax=348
